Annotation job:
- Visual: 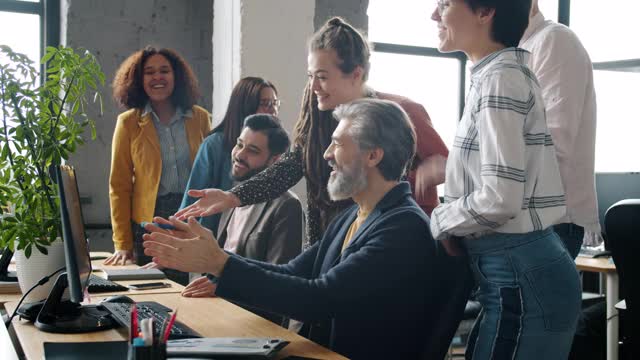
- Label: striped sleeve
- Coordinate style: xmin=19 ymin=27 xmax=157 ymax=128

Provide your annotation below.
xmin=431 ymin=71 xmax=533 ymax=239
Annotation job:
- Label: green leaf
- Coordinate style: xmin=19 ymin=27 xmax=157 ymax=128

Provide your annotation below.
xmin=35 ymin=244 xmax=48 ymax=255
xmin=1 ymin=227 xmax=18 ymax=245
xmin=0 ymin=45 xmax=105 ymax=256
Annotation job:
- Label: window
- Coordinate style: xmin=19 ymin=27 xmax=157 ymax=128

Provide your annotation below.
xmin=591 ymin=71 xmax=640 ymax=171
xmin=571 ymin=1 xmax=640 ymax=62
xmin=570 ymin=1 xmax=640 ymax=172
xmin=368 ymin=0 xmax=562 ymax=152
xmin=0 ymin=0 xmax=58 ymax=150
xmin=367 ymin=0 xmax=440 ymax=49
xmin=369 ymin=52 xmax=461 ymax=149
xmin=367 ymin=0 xmax=466 ymax=150
xmin=369 ymin=0 xmax=637 ymax=174
xmin=0 ymin=11 xmax=41 ymax=67
xmin=0 ymin=0 xmax=59 ymax=75
xmin=368 ymin=0 xmax=470 ymax=196
xmin=537 ymin=0 xmax=559 ymax=24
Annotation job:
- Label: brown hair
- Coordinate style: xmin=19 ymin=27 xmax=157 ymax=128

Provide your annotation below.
xmin=211 ymin=77 xmax=278 ymax=151
xmin=293 ymin=17 xmax=371 ymax=217
xmin=112 ymin=46 xmax=200 ymax=110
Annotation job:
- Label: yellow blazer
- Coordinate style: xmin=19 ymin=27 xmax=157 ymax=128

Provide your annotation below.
xmin=109 ymin=105 xmax=211 ymax=251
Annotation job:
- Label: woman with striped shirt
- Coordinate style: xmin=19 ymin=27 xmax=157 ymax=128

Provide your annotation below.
xmin=429 ymin=1 xmax=581 ymax=359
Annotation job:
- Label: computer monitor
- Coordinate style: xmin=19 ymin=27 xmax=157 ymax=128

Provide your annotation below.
xmin=596 ymin=172 xmax=640 ymax=235
xmin=0 ymin=247 xmax=18 ymax=282
xmin=33 ymin=164 xmax=114 ymax=333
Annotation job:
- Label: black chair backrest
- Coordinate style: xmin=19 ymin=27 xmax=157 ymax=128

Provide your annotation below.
xmin=420 ymin=248 xmax=473 ymax=359
xmin=605 ymin=199 xmax=640 ymax=355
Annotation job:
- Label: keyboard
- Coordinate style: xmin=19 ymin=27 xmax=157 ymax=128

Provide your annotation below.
xmin=87 ymin=274 xmax=129 ymax=293
xmin=100 ymin=301 xmax=201 ymax=340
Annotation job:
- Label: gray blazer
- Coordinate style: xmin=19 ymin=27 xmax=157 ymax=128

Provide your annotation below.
xmin=217 ymin=190 xmax=304 ymax=265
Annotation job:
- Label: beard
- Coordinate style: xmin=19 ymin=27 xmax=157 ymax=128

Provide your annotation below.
xmin=231 ymin=159 xmax=268 ymax=182
xmin=327 ymin=158 xmax=368 ymax=201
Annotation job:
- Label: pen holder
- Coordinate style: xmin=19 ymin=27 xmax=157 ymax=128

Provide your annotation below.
xmin=127 ymin=343 xmax=166 ymax=360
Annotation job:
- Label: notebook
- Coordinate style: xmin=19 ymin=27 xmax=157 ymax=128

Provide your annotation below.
xmin=103 ymin=268 xmax=166 ymax=281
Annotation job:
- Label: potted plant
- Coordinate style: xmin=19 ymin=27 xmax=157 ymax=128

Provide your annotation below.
xmin=0 ymin=45 xmax=104 ymax=300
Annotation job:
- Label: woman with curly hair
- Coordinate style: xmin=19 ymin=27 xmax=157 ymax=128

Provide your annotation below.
xmin=104 ymin=46 xmax=211 ymax=272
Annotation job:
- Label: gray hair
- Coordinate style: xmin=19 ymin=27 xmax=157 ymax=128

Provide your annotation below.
xmin=333 ymin=98 xmax=416 ymax=181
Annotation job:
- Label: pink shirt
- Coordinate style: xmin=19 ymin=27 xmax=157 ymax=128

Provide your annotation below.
xmin=223 ymin=204 xmax=257 ymax=253
xmin=520 ymin=12 xmax=601 ymax=235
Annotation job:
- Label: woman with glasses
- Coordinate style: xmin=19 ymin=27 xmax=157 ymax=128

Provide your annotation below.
xmin=176 ymin=17 xmax=449 ymax=247
xmin=429 ymin=0 xmax=581 ymax=358
xmin=177 ymin=77 xmax=279 ymax=234
xmin=105 ymin=46 xmax=210 ymax=269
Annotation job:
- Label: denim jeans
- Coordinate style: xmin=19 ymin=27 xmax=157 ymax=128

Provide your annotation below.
xmin=553 ymin=223 xmax=585 ymax=259
xmin=464 ymin=229 xmax=581 ymax=360
xmin=132 ymin=193 xmax=190 ymax=286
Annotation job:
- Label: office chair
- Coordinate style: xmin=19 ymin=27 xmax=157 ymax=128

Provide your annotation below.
xmin=605 ymin=199 xmax=640 ymax=359
xmin=422 ymin=249 xmax=474 ymax=360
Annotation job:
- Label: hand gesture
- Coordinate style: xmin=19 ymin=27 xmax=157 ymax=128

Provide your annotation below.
xmin=181 ymin=276 xmax=218 ymax=298
xmin=142 ymin=216 xmax=229 ymax=275
xmin=140 ymin=261 xmax=162 ymax=270
xmin=174 ymin=189 xmax=241 ymax=220
xmin=103 ymin=250 xmax=134 ymax=265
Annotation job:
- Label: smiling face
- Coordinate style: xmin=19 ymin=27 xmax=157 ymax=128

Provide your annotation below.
xmin=307 ymin=49 xmax=364 ymax=111
xmin=323 ymin=120 xmax=369 ymax=200
xmin=142 ymin=54 xmax=175 ymax=106
xmin=230 ymin=127 xmax=277 ymax=182
xmin=431 ymin=0 xmax=482 ymax=54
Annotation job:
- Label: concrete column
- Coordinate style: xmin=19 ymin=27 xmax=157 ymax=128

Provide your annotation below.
xmin=314 ymin=0 xmax=369 ymax=32
xmin=211 ymin=0 xmax=241 ymax=124
xmin=212 ymin=0 xmax=315 ymax=209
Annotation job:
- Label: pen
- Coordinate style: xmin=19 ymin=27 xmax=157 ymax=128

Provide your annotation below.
xmin=163 ymin=308 xmax=179 ymax=343
xmin=159 ymin=316 xmax=168 ymax=344
xmin=130 ymin=303 xmax=138 ymax=342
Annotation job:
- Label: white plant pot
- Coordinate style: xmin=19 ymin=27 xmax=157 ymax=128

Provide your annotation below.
xmin=15 ymin=238 xmax=67 ymax=302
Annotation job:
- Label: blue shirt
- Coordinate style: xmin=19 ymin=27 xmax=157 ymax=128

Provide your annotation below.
xmin=179 ymin=131 xmax=233 ymax=233
xmin=144 ymin=103 xmax=192 ymax=195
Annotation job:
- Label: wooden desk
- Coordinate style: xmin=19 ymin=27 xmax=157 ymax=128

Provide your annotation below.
xmin=4 ymin=292 xmax=346 ymax=360
xmin=576 ymin=256 xmax=619 ymax=360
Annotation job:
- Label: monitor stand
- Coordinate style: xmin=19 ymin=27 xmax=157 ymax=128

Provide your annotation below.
xmin=0 ymin=248 xmax=18 ymax=282
xmin=34 ymin=272 xmax=115 ymax=333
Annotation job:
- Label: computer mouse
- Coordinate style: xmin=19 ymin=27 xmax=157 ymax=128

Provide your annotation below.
xmin=101 ymin=295 xmax=135 ymax=304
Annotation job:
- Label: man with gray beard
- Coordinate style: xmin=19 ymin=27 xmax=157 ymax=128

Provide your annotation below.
xmin=142 ymin=98 xmax=463 ymax=360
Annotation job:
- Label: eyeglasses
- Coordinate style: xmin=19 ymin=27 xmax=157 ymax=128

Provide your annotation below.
xmin=436 ymin=0 xmax=450 ymax=14
xmin=259 ymin=99 xmax=281 ymax=108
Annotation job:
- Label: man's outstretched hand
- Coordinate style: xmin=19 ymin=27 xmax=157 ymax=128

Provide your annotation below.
xmin=142 ymin=216 xmax=229 ymax=275
xmin=174 ymin=189 xmax=241 ymax=220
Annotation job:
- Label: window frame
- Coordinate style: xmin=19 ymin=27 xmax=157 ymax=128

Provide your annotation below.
xmin=371 ymin=42 xmax=468 ymax=120
xmin=0 ymin=0 xmax=60 ymax=76
xmin=370 ymin=0 xmax=570 ymax=122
